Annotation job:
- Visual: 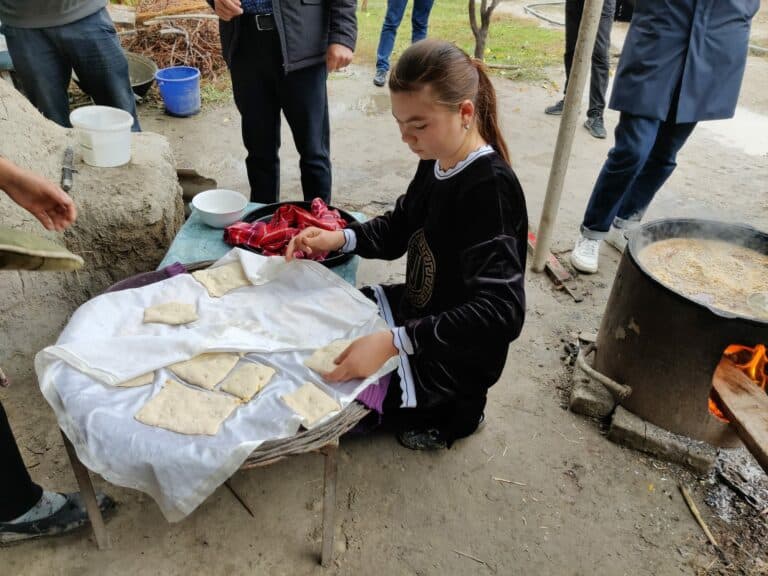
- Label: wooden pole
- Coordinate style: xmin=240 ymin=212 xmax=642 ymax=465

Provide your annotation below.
xmin=320 ymin=441 xmax=339 ymax=567
xmin=532 ymin=0 xmax=604 ymax=272
xmin=61 ymin=431 xmax=111 ymax=549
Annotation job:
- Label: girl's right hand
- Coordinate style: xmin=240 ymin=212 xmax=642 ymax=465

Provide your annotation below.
xmin=285 ymin=227 xmax=345 ymax=261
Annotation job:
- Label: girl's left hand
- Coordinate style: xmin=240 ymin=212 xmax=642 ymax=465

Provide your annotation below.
xmin=324 ymin=331 xmax=399 ymax=382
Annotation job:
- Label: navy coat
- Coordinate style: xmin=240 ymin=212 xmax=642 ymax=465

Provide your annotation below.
xmin=609 ymin=0 xmax=759 ymax=123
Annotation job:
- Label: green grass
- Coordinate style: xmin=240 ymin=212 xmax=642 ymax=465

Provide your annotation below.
xmin=200 ymin=74 xmax=233 ymax=106
xmin=356 ymin=0 xmax=564 ymax=81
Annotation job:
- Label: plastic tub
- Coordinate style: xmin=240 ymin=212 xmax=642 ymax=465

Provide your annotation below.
xmin=191 ymin=189 xmax=247 ymax=228
xmin=155 ymin=66 xmax=201 ymax=117
xmin=69 ymin=106 xmax=134 ymax=167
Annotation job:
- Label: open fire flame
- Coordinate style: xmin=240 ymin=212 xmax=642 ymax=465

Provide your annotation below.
xmin=709 ymin=344 xmax=768 ymax=422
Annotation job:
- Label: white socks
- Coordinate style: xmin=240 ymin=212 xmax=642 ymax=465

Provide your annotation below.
xmin=8 ymin=491 xmax=66 ymax=524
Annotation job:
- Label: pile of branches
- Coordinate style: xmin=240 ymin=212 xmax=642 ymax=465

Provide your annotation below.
xmin=122 ymin=18 xmax=226 ymax=80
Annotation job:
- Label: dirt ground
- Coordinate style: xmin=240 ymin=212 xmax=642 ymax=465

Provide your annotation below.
xmin=3 ymin=5 xmax=768 ymax=576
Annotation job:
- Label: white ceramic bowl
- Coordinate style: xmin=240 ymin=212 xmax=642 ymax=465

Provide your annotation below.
xmin=191 ymin=189 xmax=248 ymax=228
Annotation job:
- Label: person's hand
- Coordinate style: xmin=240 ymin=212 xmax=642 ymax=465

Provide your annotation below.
xmin=0 ymin=158 xmax=77 ymax=231
xmin=214 ymin=0 xmax=243 ymax=21
xmin=284 ymin=226 xmax=345 ymax=261
xmin=326 ymin=43 xmax=354 ymax=72
xmin=324 ymin=331 xmax=398 ymax=382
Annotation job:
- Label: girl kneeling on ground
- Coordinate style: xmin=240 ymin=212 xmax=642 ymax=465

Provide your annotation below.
xmin=286 ymin=39 xmax=527 ymax=451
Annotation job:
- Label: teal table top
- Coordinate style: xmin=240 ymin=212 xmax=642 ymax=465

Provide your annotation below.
xmin=159 ymin=202 xmax=363 ymax=285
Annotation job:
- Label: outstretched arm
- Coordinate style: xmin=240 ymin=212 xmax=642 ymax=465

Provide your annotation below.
xmin=0 ymin=157 xmax=77 ymax=231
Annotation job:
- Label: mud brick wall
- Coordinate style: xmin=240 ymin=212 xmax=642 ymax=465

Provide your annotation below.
xmin=0 ymin=78 xmax=184 ymax=383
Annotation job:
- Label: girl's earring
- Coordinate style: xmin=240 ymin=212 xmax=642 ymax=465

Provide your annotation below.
xmin=463 ymin=124 xmax=470 ymax=130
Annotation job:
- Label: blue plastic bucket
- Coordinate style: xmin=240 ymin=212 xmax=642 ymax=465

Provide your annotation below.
xmin=155 ymin=66 xmax=201 ymax=117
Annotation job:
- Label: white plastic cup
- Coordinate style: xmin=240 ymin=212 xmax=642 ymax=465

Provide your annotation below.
xmin=69 ymin=106 xmax=134 ymax=167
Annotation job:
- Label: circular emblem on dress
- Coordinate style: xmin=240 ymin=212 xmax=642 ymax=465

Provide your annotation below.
xmin=406 ymin=228 xmax=436 ymax=309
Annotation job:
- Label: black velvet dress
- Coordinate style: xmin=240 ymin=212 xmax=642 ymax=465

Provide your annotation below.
xmin=349 ymin=150 xmax=528 ymax=443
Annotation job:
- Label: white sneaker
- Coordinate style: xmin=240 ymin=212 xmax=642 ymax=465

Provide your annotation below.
xmin=605 ymin=226 xmax=629 ymax=253
xmin=570 ymin=234 xmax=600 ymax=273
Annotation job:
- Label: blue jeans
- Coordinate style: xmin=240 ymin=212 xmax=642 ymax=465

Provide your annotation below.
xmin=375 ymin=0 xmax=435 ymax=72
xmin=1 ymin=8 xmax=140 ymax=131
xmin=580 ymin=112 xmax=696 ymax=239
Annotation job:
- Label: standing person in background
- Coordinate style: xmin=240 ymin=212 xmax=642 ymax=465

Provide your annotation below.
xmin=372 ymin=0 xmax=435 ymax=87
xmin=570 ymin=0 xmax=759 ymax=274
xmin=544 ymin=0 xmax=615 ymax=139
xmin=0 ymin=1 xmax=140 ymax=131
xmin=209 ymin=0 xmax=356 ymax=205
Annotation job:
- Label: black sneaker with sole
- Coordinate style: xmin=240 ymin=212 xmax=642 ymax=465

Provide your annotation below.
xmin=584 ymin=115 xmax=607 ymax=139
xmin=0 ymin=492 xmax=115 ymax=545
xmin=373 ymin=69 xmax=387 ymax=87
xmin=545 ymin=99 xmax=564 ymax=115
xmin=397 ymin=428 xmax=448 ymax=451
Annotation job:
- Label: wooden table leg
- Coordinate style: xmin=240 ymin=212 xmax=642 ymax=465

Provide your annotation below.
xmin=60 ymin=430 xmax=111 ymax=549
xmin=319 ymin=440 xmax=338 ymax=567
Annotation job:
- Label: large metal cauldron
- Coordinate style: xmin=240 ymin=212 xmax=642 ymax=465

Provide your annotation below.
xmin=595 ymin=219 xmax=768 ymax=447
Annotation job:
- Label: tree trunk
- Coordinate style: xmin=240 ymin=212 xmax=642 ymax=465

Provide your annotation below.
xmin=474 ymin=35 xmax=487 ymax=59
xmin=468 ymin=0 xmax=502 ymax=61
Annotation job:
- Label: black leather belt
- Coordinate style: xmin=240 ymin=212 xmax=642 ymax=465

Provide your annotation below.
xmin=251 ymin=13 xmax=275 ymax=31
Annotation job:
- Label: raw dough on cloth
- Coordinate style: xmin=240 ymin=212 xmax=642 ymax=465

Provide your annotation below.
xmin=135 ymin=380 xmax=240 ymax=435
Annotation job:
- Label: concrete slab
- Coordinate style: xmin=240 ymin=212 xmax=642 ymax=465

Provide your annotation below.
xmin=608 ymin=406 xmax=718 ymax=475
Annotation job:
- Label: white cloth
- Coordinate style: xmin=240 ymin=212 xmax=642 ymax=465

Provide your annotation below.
xmin=35 ymin=248 xmax=396 ymax=521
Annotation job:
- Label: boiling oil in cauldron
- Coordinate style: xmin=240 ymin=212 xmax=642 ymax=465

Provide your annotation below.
xmin=638 ymin=237 xmax=768 ymax=321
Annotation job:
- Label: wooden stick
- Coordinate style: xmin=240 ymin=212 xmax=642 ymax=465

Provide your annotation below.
xmin=679 ymin=484 xmax=718 ymax=548
xmin=453 ymin=549 xmax=489 ymax=566
xmin=485 ymin=63 xmax=521 ymax=71
xmin=493 ymin=477 xmax=527 ymax=486
xmin=224 ymin=480 xmax=254 ymax=518
xmin=320 ymin=441 xmax=339 ymax=567
xmin=711 ymin=359 xmax=768 ymax=475
xmin=143 ymin=14 xmax=219 ymax=25
xmin=61 ymin=431 xmax=110 ymax=549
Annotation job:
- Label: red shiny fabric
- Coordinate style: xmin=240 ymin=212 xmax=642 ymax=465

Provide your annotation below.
xmin=224 ymin=198 xmax=346 ymax=259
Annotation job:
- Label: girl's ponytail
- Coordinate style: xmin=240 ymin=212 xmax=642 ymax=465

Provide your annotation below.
xmin=471 ymin=58 xmax=510 ymax=165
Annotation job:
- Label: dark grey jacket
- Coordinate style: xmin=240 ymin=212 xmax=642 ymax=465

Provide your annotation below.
xmin=207 ymin=0 xmax=356 ymax=73
xmin=609 ymin=0 xmax=759 ymax=123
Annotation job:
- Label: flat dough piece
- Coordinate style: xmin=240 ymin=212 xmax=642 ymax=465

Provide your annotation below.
xmin=118 ymin=372 xmax=154 ymax=388
xmin=220 ymin=362 xmax=276 ymax=401
xmin=143 ymin=302 xmax=198 ymax=325
xmin=192 ymin=262 xmax=251 ymax=298
xmin=303 ymin=339 xmax=353 ymax=375
xmin=135 ymin=380 xmax=239 ymax=435
xmin=169 ymin=352 xmax=240 ymax=390
xmin=281 ymin=382 xmax=341 ymax=428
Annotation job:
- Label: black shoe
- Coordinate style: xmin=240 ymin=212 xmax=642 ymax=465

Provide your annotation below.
xmin=397 ymin=427 xmax=448 ymax=451
xmin=545 ymin=99 xmax=564 ymax=115
xmin=0 ymin=492 xmax=115 ymax=545
xmin=584 ymin=116 xmax=607 ymax=139
xmin=373 ymin=69 xmax=387 ymax=87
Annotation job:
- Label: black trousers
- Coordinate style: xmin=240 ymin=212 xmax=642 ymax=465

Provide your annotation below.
xmin=564 ymin=0 xmax=615 ymax=118
xmin=359 ymin=287 xmax=487 ymax=446
xmin=0 ymin=400 xmax=42 ymax=521
xmin=382 ymin=378 xmax=486 ymax=446
xmin=229 ymin=18 xmax=331 ymax=204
